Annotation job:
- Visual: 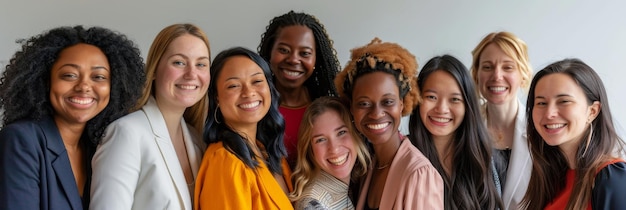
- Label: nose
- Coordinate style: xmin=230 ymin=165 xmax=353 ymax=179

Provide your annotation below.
xmin=241 ymin=84 xmax=256 ymax=98
xmin=492 ymin=67 xmax=503 ymax=81
xmin=74 ymin=78 xmax=91 ymax=92
xmin=369 ymin=105 xmax=386 ymax=119
xmin=434 ymin=100 xmax=449 ymax=114
xmin=183 ymin=65 xmax=197 ymax=79
xmin=327 ymin=138 xmax=342 ymax=153
xmin=544 ymin=103 xmax=558 ymax=119
xmin=286 ymin=52 xmax=300 ymax=65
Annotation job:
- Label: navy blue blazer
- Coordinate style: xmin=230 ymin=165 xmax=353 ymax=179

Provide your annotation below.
xmin=0 ymin=116 xmax=90 ymax=210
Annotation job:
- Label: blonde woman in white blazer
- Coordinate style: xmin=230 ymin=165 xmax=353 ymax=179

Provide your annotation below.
xmin=90 ymin=23 xmax=211 ymax=210
xmin=470 ymin=31 xmax=533 ymax=210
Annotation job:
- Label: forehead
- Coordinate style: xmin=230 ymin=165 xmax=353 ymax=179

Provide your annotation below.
xmin=54 ymin=43 xmax=109 ymax=67
xmin=534 ymin=73 xmax=584 ymax=97
xmin=217 ymin=56 xmax=264 ymax=80
xmin=422 ymin=70 xmax=460 ymax=92
xmin=479 ymin=43 xmax=514 ymax=62
xmin=352 ymin=72 xmax=399 ymax=97
xmin=275 ymin=25 xmax=315 ymax=43
xmin=163 ymin=34 xmax=209 ymax=56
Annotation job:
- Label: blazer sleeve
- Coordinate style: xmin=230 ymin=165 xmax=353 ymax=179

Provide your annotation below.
xmin=404 ymin=165 xmax=444 ymax=210
xmin=90 ymin=120 xmax=143 ymax=210
xmin=592 ymin=161 xmax=626 ymax=210
xmin=196 ymin=148 xmax=254 ymax=210
xmin=0 ymin=125 xmax=42 ymax=210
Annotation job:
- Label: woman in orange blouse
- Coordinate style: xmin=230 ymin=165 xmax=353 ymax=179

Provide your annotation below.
xmin=194 ymin=47 xmax=293 ymax=210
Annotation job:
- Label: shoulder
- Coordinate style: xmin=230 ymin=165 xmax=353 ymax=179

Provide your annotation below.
xmin=596 ymin=160 xmax=626 ymax=181
xmin=397 ymin=139 xmax=435 ymax=170
xmin=0 ymin=118 xmax=55 ymax=147
xmin=204 ymin=143 xmax=249 ymax=172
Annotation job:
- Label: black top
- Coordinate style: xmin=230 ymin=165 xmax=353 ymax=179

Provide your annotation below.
xmin=592 ymin=161 xmax=626 ymax=209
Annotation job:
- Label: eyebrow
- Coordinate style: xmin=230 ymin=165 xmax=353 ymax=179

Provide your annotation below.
xmin=535 ymin=93 xmax=572 ymax=99
xmin=59 ymin=63 xmax=109 ymax=71
xmin=225 ymin=72 xmax=264 ymax=81
xmin=312 ymin=125 xmax=347 ymax=139
xmin=277 ymin=42 xmax=314 ymax=50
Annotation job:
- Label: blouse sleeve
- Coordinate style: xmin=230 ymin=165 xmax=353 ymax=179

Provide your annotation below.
xmin=405 ymin=165 xmax=444 ymax=209
xmin=0 ymin=124 xmax=41 ymax=210
xmin=592 ymin=161 xmax=626 ymax=210
xmin=196 ymin=147 xmax=254 ymax=210
xmin=295 ymin=197 xmax=328 ymax=210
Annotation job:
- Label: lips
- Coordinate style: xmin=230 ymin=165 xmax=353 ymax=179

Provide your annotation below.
xmin=176 ymin=84 xmax=198 ymax=90
xmin=68 ymin=97 xmax=95 ymax=105
xmin=239 ymin=101 xmax=261 ymax=109
xmin=488 ymin=86 xmax=508 ymax=93
xmin=545 ymin=123 xmax=566 ymax=129
xmin=366 ymin=122 xmax=390 ymax=130
xmin=328 ymin=153 xmax=348 ymax=165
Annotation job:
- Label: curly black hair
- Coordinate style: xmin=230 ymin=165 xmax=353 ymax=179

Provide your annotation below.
xmin=258 ymin=10 xmax=340 ymax=99
xmin=0 ymin=25 xmax=146 ymax=145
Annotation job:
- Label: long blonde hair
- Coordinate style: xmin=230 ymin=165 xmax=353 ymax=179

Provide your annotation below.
xmin=290 ymin=96 xmax=371 ymax=201
xmin=136 ymin=23 xmax=211 ymax=134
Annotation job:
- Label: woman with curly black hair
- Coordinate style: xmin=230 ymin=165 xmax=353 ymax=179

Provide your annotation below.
xmin=0 ymin=25 xmax=145 ymax=210
xmin=258 ymin=10 xmax=340 ymax=168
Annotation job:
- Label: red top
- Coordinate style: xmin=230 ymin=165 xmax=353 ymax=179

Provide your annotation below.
xmin=279 ymin=105 xmax=308 ymax=168
xmin=544 ymin=159 xmax=625 ymax=210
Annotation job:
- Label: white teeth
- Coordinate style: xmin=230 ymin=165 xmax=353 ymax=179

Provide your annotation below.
xmin=546 ymin=124 xmax=565 ymax=129
xmin=489 ymin=86 xmax=507 ymax=92
xmin=431 ymin=117 xmax=451 ymax=123
xmin=328 ymin=154 xmax=348 ymax=165
xmin=240 ymin=101 xmax=261 ymax=109
xmin=285 ymin=70 xmax=302 ymax=77
xmin=367 ymin=122 xmax=389 ymax=130
xmin=178 ymin=85 xmax=197 ymax=90
xmin=69 ymin=98 xmax=94 ymax=105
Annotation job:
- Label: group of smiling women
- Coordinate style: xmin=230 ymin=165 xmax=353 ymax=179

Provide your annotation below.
xmin=0 ymin=10 xmax=624 ymax=210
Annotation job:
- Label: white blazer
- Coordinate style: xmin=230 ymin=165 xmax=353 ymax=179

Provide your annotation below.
xmin=500 ymin=101 xmax=532 ymax=210
xmin=90 ymin=97 xmax=206 ymax=210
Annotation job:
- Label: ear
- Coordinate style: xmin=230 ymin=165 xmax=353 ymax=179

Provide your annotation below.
xmin=588 ymin=101 xmax=601 ymax=123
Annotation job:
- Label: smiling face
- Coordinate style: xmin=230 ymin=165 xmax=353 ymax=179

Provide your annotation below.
xmin=216 ymin=56 xmax=271 ymax=130
xmin=477 ymin=43 xmax=523 ymax=105
xmin=350 ymin=72 xmax=403 ymax=145
xmin=419 ymin=70 xmax=465 ymax=141
xmin=269 ymin=25 xmax=316 ymax=90
xmin=532 ymin=73 xmax=599 ymax=153
xmin=310 ymin=110 xmax=357 ymax=184
xmin=49 ymin=43 xmax=110 ymax=127
xmin=153 ymin=34 xmax=210 ymax=112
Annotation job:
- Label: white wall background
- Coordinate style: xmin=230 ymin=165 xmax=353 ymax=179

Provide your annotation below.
xmin=1 ymin=0 xmax=624 ymax=136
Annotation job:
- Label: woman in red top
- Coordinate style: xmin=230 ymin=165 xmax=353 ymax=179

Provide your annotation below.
xmin=258 ymin=11 xmax=340 ymax=168
xmin=521 ymin=59 xmax=626 ymax=210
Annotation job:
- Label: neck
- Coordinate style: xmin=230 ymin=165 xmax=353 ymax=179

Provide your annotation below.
xmin=485 ymin=99 xmax=518 ymax=127
xmin=433 ymin=135 xmax=453 ymax=175
xmin=372 ymin=134 xmax=402 ymax=168
xmin=277 ymin=85 xmax=310 ymax=108
xmin=54 ymin=117 xmax=84 ymax=148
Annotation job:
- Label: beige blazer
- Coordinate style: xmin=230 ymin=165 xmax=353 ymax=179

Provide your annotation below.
xmin=90 ymin=97 xmax=205 ymax=210
xmin=356 ymin=139 xmax=444 ymax=210
xmin=501 ymin=101 xmax=532 ymax=210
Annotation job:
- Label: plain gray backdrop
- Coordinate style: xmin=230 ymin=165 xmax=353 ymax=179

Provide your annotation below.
xmin=1 ymin=0 xmax=624 ymax=136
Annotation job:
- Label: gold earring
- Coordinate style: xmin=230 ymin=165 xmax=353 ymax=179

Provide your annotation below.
xmin=214 ymin=105 xmax=221 ymax=124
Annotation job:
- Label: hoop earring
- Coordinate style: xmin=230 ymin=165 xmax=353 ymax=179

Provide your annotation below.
xmin=581 ymin=121 xmax=593 ymax=157
xmin=214 ymin=105 xmax=221 ymax=124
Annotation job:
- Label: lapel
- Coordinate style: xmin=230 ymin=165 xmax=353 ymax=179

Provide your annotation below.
xmin=502 ymin=101 xmax=532 ymax=209
xmin=380 ymin=139 xmax=410 ymax=209
xmin=142 ymin=97 xmax=191 ymax=209
xmin=41 ymin=116 xmax=82 ymax=210
xmin=181 ymin=123 xmax=204 ymax=178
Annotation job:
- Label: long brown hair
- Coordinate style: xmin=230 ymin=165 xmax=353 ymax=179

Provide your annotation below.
xmin=137 ymin=23 xmax=211 ymax=134
xmin=521 ymin=59 xmax=625 ymax=210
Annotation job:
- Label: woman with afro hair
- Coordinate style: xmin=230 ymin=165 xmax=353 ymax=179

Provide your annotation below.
xmin=258 ymin=10 xmax=341 ymax=168
xmin=0 ymin=25 xmax=145 ymax=210
xmin=335 ymin=38 xmax=444 ymax=209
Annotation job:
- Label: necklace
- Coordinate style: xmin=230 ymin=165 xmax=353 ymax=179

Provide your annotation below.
xmin=376 ymin=161 xmax=391 ymax=170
